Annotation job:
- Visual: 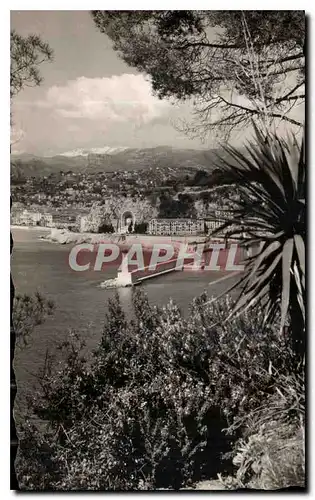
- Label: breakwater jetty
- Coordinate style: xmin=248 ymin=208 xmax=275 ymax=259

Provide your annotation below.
xmin=113 ymin=241 xmax=249 ymax=287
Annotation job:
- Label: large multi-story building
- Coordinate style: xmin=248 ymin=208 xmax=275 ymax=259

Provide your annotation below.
xmin=11 ymin=209 xmax=42 ymax=226
xmin=148 ymin=218 xmax=204 ymax=236
xmin=11 ymin=210 xmax=55 ymax=227
xmin=42 ymin=213 xmax=53 ymax=226
xmin=205 ymin=210 xmax=234 ymax=232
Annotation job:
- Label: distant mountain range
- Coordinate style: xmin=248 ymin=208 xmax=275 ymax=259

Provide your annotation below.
xmin=58 ymin=146 xmax=129 ymax=157
xmin=11 ymin=145 xmax=228 ymax=178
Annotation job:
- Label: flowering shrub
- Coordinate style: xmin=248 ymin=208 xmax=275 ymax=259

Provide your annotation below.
xmin=16 ymin=289 xmax=298 ymax=490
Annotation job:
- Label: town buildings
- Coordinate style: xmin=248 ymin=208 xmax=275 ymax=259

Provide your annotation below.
xmin=147 ymin=209 xmax=234 ymax=236
xmin=148 ymin=218 xmax=205 ymax=236
xmin=11 ymin=208 xmax=78 ymax=230
xmin=11 ymin=209 xmax=43 ymax=226
xmin=205 ymin=210 xmax=234 ymax=231
xmin=11 ymin=197 xmax=236 ymax=238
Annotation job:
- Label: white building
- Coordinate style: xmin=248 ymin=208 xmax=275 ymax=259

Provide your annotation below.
xmin=206 ymin=220 xmax=223 ymax=231
xmin=148 ymin=218 xmax=204 ymax=236
xmin=79 ymin=215 xmax=92 ymax=233
xmin=18 ymin=210 xmax=41 ymax=226
xmin=42 ymin=213 xmax=53 ymax=226
xmin=11 ymin=210 xmax=54 ymax=227
xmin=205 ymin=210 xmax=235 ymax=235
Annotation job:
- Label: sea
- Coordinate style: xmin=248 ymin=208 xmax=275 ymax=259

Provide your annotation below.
xmin=11 ymin=227 xmax=240 ymax=415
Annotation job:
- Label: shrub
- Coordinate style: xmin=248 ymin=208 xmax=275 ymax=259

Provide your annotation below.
xmin=16 ymin=289 xmax=300 ymax=491
xmin=212 ymin=126 xmax=305 ymax=356
xmin=98 ymin=222 xmax=114 ymax=233
xmin=13 ymin=292 xmax=55 ymax=347
xmin=218 ymin=371 xmax=305 ymax=489
xmin=133 ymin=222 xmax=148 ymax=234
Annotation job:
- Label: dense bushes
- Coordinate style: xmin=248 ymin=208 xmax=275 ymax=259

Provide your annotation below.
xmin=13 ymin=292 xmax=55 ymax=347
xmin=16 ymin=289 xmax=303 ymax=490
xmin=158 ymin=192 xmax=196 ymax=218
xmin=133 ymin=221 xmax=148 ymax=234
xmin=212 ymin=128 xmax=305 ymax=356
xmin=219 ymin=371 xmax=305 ymax=489
xmin=98 ymin=222 xmax=114 ymax=233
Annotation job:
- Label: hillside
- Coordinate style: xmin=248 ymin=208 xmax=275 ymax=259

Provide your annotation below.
xmin=10 ymin=146 xmax=225 ymax=178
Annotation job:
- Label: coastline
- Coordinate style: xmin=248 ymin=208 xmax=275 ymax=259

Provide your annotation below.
xmin=40 ymin=228 xmax=209 ymax=246
xmin=10 ymin=225 xmax=51 ymax=231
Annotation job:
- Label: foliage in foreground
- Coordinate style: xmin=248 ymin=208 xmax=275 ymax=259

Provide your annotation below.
xmin=10 ymin=30 xmax=53 ymax=100
xmin=13 ymin=292 xmax=55 ymax=347
xmin=16 ymin=290 xmax=303 ymax=490
xmin=92 ymin=11 xmax=304 ymax=137
xmin=219 ymin=372 xmax=305 ymax=490
xmin=212 ymin=127 xmax=305 ymax=355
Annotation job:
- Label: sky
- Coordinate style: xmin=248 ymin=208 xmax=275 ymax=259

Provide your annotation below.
xmin=11 ymin=10 xmax=206 ymax=155
xmin=10 ymin=10 xmax=304 ymax=156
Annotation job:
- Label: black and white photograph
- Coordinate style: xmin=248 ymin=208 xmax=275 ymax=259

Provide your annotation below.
xmin=10 ymin=8 xmax=306 ymax=491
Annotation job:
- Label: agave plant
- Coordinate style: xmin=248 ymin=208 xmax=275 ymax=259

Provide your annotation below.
xmin=211 ymin=125 xmax=305 ymax=355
